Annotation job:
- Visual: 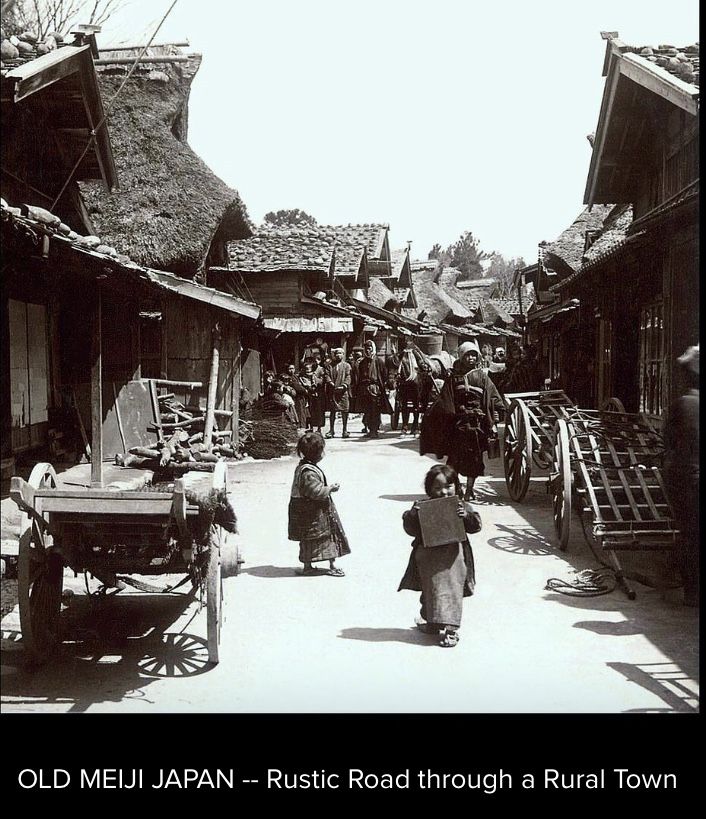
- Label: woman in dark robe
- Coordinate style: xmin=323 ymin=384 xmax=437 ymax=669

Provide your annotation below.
xmin=356 ymin=339 xmax=393 ymax=438
xmin=299 ymin=357 xmax=325 ymax=433
xmin=420 ymin=340 xmax=506 ymax=500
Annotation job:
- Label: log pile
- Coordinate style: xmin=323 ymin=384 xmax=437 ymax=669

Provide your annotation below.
xmin=115 ymin=389 xmax=243 ymax=472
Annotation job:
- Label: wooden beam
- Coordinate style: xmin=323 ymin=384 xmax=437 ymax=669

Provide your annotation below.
xmin=620 ymin=55 xmax=699 ymax=116
xmin=3 ymin=46 xmax=89 ymax=102
xmin=90 ymin=285 xmax=103 ymax=487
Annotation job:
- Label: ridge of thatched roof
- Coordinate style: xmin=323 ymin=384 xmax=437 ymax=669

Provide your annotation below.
xmin=78 ymin=49 xmax=252 ymax=277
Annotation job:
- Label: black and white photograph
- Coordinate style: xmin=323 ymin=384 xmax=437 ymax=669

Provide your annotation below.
xmin=0 ymin=0 xmax=699 ymax=724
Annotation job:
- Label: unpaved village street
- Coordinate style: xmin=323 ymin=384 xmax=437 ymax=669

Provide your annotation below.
xmin=1 ymin=420 xmax=699 ymax=713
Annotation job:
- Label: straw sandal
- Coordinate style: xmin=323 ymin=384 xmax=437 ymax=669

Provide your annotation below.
xmin=439 ymin=629 xmax=460 ymax=648
xmin=326 ymin=567 xmax=345 ymax=577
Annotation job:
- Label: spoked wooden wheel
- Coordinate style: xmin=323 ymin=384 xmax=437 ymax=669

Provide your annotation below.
xmin=206 ymin=526 xmax=224 ymax=665
xmin=551 ymin=420 xmax=572 ymax=550
xmin=503 ymin=399 xmax=532 ymax=501
xmin=18 ymin=463 xmax=64 ymax=662
xmin=600 ymin=396 xmax=626 ymax=413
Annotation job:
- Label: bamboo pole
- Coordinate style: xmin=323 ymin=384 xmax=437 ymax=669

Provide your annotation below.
xmin=204 ymin=325 xmax=221 ymax=452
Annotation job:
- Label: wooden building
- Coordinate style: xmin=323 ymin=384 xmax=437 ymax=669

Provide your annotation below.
xmin=1 ymin=41 xmax=260 ymax=474
xmin=524 ymin=33 xmax=699 ymax=419
xmin=212 ymin=228 xmax=365 ymax=373
xmin=1 ymin=36 xmax=117 ymax=471
xmin=75 ymin=43 xmax=261 ymax=416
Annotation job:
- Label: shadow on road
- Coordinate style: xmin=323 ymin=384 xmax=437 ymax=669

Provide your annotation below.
xmin=241 ymin=565 xmax=298 ymax=579
xmin=1 ymin=592 xmax=215 ymax=712
xmin=607 ymin=661 xmax=699 ymax=712
xmin=379 ymin=494 xmax=426 ymax=503
xmin=487 ymin=523 xmax=554 ymax=556
xmin=338 ymin=626 xmax=436 ymax=646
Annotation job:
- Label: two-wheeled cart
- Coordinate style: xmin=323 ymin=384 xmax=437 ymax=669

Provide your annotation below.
xmin=10 ymin=459 xmax=228 ymax=664
xmin=549 ymin=407 xmax=677 ymax=599
xmin=502 ymin=390 xmax=626 ymax=502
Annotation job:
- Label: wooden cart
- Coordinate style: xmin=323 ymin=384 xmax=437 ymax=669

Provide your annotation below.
xmin=503 ymin=390 xmax=626 ymax=502
xmin=549 ymin=408 xmax=677 ymax=598
xmin=10 ymin=460 xmax=228 ymax=664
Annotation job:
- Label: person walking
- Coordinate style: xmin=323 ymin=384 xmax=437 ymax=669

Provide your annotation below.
xmin=357 ymin=339 xmax=393 ymax=438
xmin=324 ymin=347 xmax=352 ymax=438
xmin=398 ymin=464 xmax=481 ymax=648
xmin=663 ymin=345 xmax=699 ymax=607
xmin=420 ymin=340 xmax=505 ymax=500
xmin=288 ymin=431 xmax=350 ymax=576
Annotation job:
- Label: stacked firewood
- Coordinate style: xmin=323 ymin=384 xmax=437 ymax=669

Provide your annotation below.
xmin=116 ymin=393 xmax=242 ymax=472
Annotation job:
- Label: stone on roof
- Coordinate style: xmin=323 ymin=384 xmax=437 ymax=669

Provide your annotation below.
xmin=227 ymin=227 xmax=336 ymax=273
xmin=317 ymin=223 xmax=389 ymax=260
xmin=624 ymin=41 xmax=699 ymax=87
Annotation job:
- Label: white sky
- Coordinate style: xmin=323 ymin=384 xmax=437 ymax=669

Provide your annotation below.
xmin=99 ymin=0 xmax=699 ymax=263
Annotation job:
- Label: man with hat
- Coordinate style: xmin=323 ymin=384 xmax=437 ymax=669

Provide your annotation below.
xmin=663 ymin=345 xmax=699 ymax=606
xmin=356 ymin=339 xmax=392 ymax=438
xmin=324 ymin=347 xmax=352 ymax=438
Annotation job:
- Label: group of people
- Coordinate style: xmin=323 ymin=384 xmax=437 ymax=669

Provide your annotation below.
xmin=263 ymin=337 xmax=396 ymax=440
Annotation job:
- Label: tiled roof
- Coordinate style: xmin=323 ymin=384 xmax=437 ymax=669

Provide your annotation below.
xmin=490 ymin=297 xmax=527 ymax=316
xmin=227 ymin=228 xmax=335 ymax=273
xmin=318 ymin=223 xmax=388 ymax=260
xmin=542 ymin=205 xmax=613 ymax=273
xmin=622 ymin=42 xmax=699 ymax=87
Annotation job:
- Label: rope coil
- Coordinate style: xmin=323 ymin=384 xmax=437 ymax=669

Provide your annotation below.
xmin=545 ymin=567 xmax=618 ymax=597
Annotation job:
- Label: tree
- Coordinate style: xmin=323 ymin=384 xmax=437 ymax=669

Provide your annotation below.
xmin=487 ymin=252 xmax=527 ymax=297
xmin=449 ymin=230 xmax=486 ymax=280
xmin=263 ymin=208 xmax=317 ymax=227
xmin=1 ymin=0 xmax=125 ymax=40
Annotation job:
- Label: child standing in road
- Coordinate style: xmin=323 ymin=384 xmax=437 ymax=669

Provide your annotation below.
xmin=398 ymin=464 xmax=481 ymax=647
xmin=288 ymin=431 xmax=350 ymax=576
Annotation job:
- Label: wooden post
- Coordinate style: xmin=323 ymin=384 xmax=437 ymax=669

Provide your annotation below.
xmin=204 ymin=323 xmax=221 ymax=452
xmin=90 ymin=286 xmax=103 ymax=487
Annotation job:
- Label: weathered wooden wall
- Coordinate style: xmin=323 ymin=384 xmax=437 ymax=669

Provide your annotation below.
xmin=163 ymin=298 xmax=241 ymax=430
xmin=240 ymin=272 xmax=300 ymax=315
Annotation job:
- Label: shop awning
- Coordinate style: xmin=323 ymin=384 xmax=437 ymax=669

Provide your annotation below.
xmin=263 ymin=316 xmax=354 ymax=333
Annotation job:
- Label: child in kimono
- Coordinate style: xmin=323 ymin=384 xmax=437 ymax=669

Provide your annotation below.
xmin=398 ymin=464 xmax=481 ymax=647
xmin=288 ymin=431 xmax=350 ymax=576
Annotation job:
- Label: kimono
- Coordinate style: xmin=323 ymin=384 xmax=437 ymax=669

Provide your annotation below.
xmin=299 ymin=370 xmax=326 ymax=428
xmin=325 ymin=360 xmax=352 ymax=412
xmin=288 ymin=460 xmax=350 ymax=564
xmin=397 ymin=501 xmax=481 ymax=628
xmin=420 ymin=363 xmax=505 ymax=479
xmin=356 ymin=354 xmax=393 ymax=431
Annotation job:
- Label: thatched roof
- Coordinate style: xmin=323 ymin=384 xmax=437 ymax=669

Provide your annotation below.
xmin=366 ymin=276 xmax=399 ymax=309
xmin=79 ymin=48 xmax=252 ymax=278
xmin=410 ymin=266 xmax=472 ymax=324
xmin=583 ymin=204 xmax=633 ymax=264
xmin=541 ymin=205 xmax=613 ymax=276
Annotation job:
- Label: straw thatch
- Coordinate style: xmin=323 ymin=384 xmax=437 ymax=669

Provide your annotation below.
xmin=541 ymin=205 xmax=612 ymax=277
xmin=79 ymin=52 xmax=252 ymax=278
